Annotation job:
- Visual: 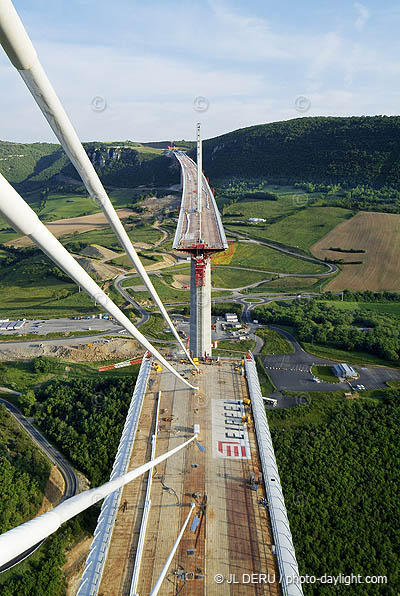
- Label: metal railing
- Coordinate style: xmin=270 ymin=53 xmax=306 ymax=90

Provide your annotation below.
xmin=129 ymin=390 xmax=161 ymax=595
xmin=172 ymin=152 xmax=187 ymax=249
xmin=245 ymin=355 xmax=303 ymax=596
xmin=77 ymin=354 xmax=153 ymax=596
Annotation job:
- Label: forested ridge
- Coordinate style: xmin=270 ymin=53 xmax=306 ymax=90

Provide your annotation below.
xmin=34 ymin=376 xmax=138 ymax=485
xmin=3 ymin=115 xmax=400 ymax=191
xmin=0 ymin=405 xmax=50 ymax=534
xmin=201 ymin=116 xmax=400 ymax=186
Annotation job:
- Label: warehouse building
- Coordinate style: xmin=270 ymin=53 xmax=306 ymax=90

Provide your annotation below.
xmin=332 ymin=363 xmax=357 ymax=379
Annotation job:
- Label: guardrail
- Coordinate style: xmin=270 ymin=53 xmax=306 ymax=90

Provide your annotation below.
xmin=245 ymin=354 xmax=303 ymax=596
xmin=77 ymin=354 xmax=153 ymax=596
xmin=129 ymin=390 xmax=161 ymax=595
xmin=172 ymin=152 xmax=187 ymax=249
xmin=202 ymin=171 xmax=228 ymax=249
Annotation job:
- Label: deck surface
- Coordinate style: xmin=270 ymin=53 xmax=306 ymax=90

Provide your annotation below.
xmin=98 ymin=362 xmax=281 ymax=596
xmin=173 ymin=152 xmax=226 ymax=251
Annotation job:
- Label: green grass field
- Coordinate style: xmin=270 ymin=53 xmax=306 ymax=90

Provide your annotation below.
xmin=227 ymin=206 xmax=351 ymax=251
xmin=110 ymin=253 xmax=163 ymax=269
xmin=223 ymin=195 xmax=299 ymax=220
xmin=256 ymin=328 xmax=294 ymax=354
xmin=125 ymin=275 xmax=189 ymax=303
xmin=213 ymin=339 xmax=255 ymax=356
xmin=0 ymin=357 xmax=141 ymax=394
xmin=229 ymin=242 xmax=326 ymax=274
xmin=139 ymin=313 xmax=173 ymax=340
xmin=303 ymin=342 xmax=400 ymax=368
xmin=62 ymin=222 xmax=162 ymax=251
xmin=255 ymin=355 xmax=276 ymax=395
xmin=321 ymin=300 xmax=400 ymax=318
xmin=211 ymin=267 xmax=269 ymax=289
xmin=242 ymin=277 xmax=321 ymax=293
xmin=310 ymin=364 xmax=340 ymax=383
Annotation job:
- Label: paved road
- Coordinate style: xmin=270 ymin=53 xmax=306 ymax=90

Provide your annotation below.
xmin=259 ymin=327 xmax=400 ymax=393
xmin=0 ymin=398 xmax=78 ymax=573
xmin=114 ymin=274 xmax=149 ymax=328
xmin=226 ymin=230 xmax=338 ymax=277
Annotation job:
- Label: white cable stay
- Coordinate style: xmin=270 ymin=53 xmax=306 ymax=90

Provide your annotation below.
xmin=148 ymin=502 xmax=196 ymax=596
xmin=0 ymin=174 xmax=198 ymax=391
xmin=0 ymin=435 xmax=197 ymax=569
xmin=0 ymin=0 xmax=197 ymax=369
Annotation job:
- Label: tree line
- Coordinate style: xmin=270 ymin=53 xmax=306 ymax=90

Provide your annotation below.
xmin=268 ymin=389 xmax=400 ymax=595
xmin=254 ymin=300 xmax=400 ymax=361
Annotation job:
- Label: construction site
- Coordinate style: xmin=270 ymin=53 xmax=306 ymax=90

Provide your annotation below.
xmin=95 ymin=360 xmax=281 ymax=596
xmin=0 ymin=6 xmax=302 ymax=594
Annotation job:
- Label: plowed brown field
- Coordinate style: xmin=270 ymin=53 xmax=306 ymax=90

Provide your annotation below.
xmin=312 ymin=211 xmax=400 ymax=291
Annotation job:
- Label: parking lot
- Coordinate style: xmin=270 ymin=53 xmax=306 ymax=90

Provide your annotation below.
xmin=261 ymin=327 xmax=400 ymax=392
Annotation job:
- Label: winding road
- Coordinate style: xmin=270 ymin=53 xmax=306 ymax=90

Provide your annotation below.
xmin=0 ymin=398 xmax=78 ymax=573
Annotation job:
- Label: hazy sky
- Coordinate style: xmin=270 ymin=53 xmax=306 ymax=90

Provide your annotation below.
xmin=1 ymin=0 xmax=399 ymax=143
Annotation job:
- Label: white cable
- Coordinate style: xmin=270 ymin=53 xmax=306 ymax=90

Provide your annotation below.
xmin=0 ymin=435 xmax=197 ymax=568
xmin=0 ymin=0 xmax=197 ymax=368
xmin=149 ymin=502 xmax=196 ymax=596
xmin=0 ymin=173 xmax=198 ymax=391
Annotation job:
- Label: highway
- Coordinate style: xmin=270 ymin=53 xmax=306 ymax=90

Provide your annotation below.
xmin=0 ymin=398 xmax=78 ymax=573
xmin=172 ymin=151 xmax=227 ymax=251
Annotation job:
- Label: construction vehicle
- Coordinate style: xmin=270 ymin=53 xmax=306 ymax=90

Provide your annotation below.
xmin=242 ymin=398 xmax=251 ymax=406
xmin=154 ymin=363 xmax=162 ymax=372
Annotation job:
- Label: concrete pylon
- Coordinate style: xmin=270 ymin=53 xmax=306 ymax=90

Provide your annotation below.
xmin=190 ymin=257 xmax=211 ymax=358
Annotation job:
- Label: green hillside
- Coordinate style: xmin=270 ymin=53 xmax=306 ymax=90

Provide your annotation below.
xmin=3 ymin=115 xmax=400 ymax=195
xmin=0 ymin=140 xmax=178 ymax=192
xmin=200 ymin=115 xmax=400 ymax=187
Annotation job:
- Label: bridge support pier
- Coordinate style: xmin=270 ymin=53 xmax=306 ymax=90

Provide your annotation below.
xmin=190 ymin=257 xmax=211 ymax=358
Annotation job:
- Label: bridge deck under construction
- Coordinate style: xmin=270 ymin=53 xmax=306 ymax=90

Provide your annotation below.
xmin=98 ymin=362 xmax=281 ymax=596
xmin=173 ymin=152 xmax=227 ymax=252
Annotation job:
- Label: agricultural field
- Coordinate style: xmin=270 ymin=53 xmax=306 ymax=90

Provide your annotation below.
xmin=222 ymin=194 xmax=299 ymax=220
xmin=312 ymin=211 xmax=400 ymax=291
xmin=6 ymin=209 xmax=134 ymax=248
xmin=226 ymin=206 xmax=351 ymax=251
xmin=225 ymin=241 xmax=326 ymax=274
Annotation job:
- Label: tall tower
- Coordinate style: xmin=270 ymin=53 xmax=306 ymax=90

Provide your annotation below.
xmin=172 ymin=123 xmax=228 ymax=359
xmin=190 ymin=123 xmax=211 ymax=358
xmin=196 ymin=122 xmax=202 ymax=215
